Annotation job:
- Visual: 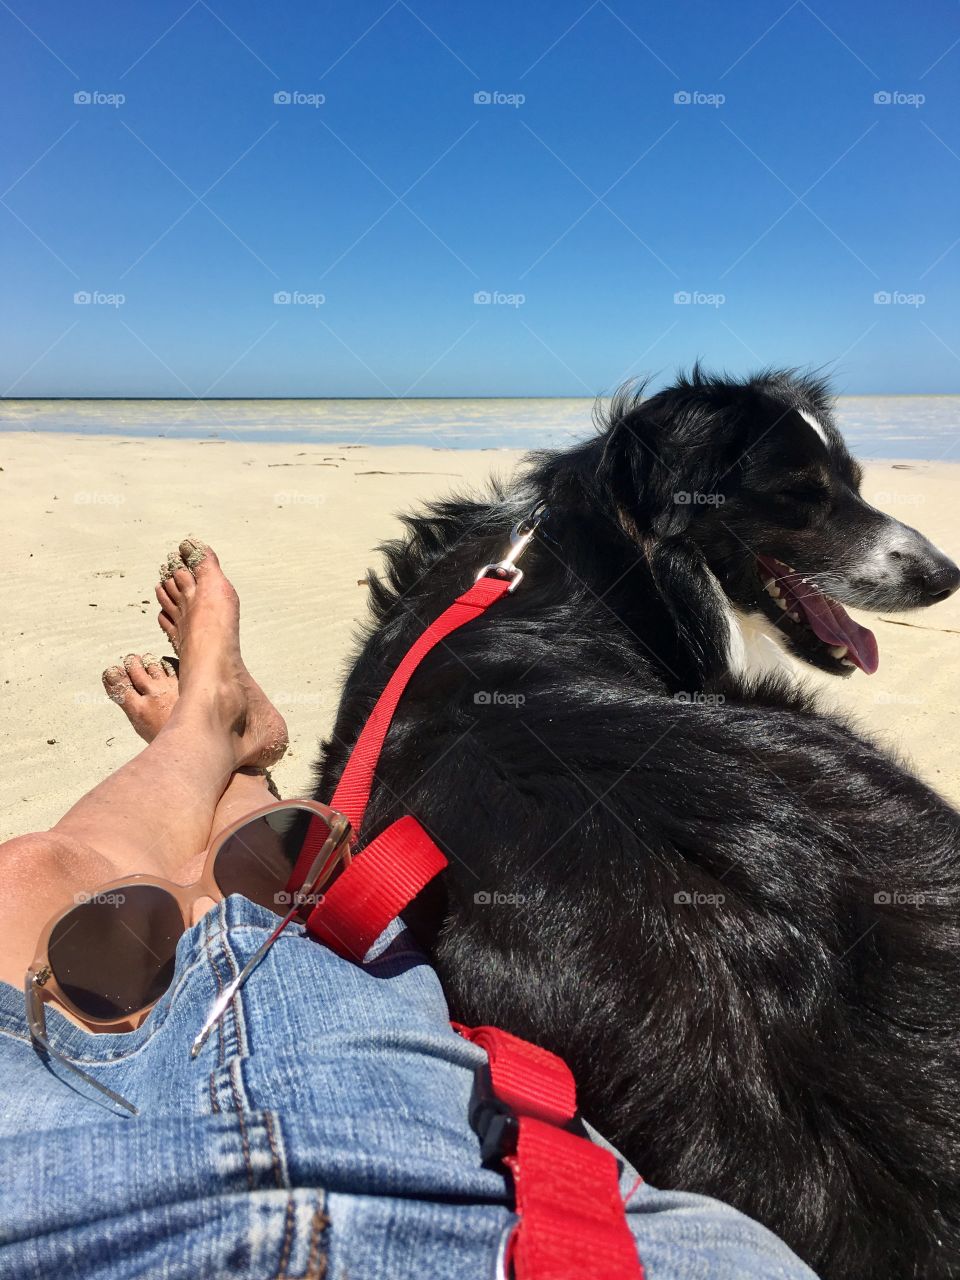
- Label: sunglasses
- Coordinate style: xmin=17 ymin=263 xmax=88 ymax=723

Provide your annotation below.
xmin=25 ymin=799 xmax=351 ymax=1113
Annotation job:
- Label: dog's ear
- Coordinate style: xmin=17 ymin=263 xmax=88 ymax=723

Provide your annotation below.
xmin=596 ymin=390 xmax=732 ymax=539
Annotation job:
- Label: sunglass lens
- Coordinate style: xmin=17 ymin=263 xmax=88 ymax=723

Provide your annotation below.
xmin=48 ymin=885 xmax=183 ymax=1020
xmin=213 ymin=806 xmax=332 ymax=914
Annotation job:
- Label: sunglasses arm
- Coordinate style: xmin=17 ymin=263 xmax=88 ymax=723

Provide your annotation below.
xmin=189 ymin=904 xmax=298 ymax=1059
xmin=24 ymin=975 xmax=138 ymax=1116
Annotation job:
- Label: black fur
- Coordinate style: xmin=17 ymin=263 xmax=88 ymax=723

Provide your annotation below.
xmin=313 ymin=368 xmax=960 ymax=1279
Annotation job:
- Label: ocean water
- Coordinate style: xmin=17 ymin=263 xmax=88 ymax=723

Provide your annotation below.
xmin=1 ymin=396 xmax=958 ymax=460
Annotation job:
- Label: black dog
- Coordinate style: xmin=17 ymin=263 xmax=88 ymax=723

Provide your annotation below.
xmin=314 ymin=367 xmax=960 ymax=1279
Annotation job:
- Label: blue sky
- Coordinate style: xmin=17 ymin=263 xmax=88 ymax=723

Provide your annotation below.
xmin=1 ymin=0 xmax=958 ymax=397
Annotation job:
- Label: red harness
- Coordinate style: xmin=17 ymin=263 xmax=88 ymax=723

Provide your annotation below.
xmin=296 ymin=515 xmax=645 ymax=1280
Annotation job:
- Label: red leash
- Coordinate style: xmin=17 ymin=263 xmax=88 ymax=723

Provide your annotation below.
xmin=303 ymin=508 xmax=644 ymax=1280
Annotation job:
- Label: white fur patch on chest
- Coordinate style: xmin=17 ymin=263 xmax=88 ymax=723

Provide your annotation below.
xmin=725 ymin=604 xmax=796 ymax=684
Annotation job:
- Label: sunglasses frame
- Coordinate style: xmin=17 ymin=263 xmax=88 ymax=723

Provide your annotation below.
xmin=26 ymin=798 xmax=351 ymax=1036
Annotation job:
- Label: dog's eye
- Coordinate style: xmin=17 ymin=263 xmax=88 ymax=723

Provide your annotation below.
xmin=778 ymin=485 xmax=827 ymax=504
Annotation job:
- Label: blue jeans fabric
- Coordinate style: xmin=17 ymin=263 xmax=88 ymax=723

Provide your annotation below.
xmin=0 ymin=895 xmax=818 ymax=1279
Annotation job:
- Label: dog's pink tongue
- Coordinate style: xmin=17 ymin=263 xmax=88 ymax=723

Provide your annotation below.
xmin=797 ymin=589 xmax=879 ymax=674
xmin=781 ymin=571 xmax=880 ymax=674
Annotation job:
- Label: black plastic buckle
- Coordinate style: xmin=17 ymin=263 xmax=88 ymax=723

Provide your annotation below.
xmin=468 ymin=1061 xmax=520 ymax=1163
xmin=468 ymin=1059 xmax=588 ymax=1165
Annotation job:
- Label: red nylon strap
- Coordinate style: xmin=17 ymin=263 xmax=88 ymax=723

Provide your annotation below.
xmin=305 ymin=815 xmax=447 ymax=961
xmin=330 ymin=575 xmax=512 ymax=832
xmin=455 ymin=1023 xmax=577 ymax=1127
xmin=505 ymin=1118 xmax=643 ymax=1279
xmin=458 ymin=1025 xmax=643 ymax=1280
xmin=304 ymin=564 xmax=643 ymax=1279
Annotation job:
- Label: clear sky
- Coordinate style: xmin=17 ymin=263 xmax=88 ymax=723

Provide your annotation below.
xmin=1 ymin=0 xmax=958 ymax=398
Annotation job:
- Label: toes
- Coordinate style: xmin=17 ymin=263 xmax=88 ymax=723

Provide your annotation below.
xmin=157 ymin=613 xmax=180 ymax=653
xmin=159 ymin=552 xmax=186 ymax=601
xmin=172 ymin=567 xmax=196 ymax=597
xmin=141 ymin=652 xmax=164 ymax=678
xmin=156 ymin=583 xmax=177 ymax=615
xmin=163 ymin=551 xmax=186 ymax=579
xmin=161 ymin=656 xmax=179 ymax=678
xmin=179 ymin=536 xmax=216 ymax=576
xmin=102 ymin=664 xmax=133 ymax=706
xmin=123 ymin=653 xmax=154 ymax=695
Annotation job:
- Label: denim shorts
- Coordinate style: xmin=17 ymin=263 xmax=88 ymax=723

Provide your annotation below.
xmin=0 ymin=895 xmax=817 ymax=1279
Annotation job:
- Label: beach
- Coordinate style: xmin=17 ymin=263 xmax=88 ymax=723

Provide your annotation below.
xmin=2 ymin=432 xmax=959 ymax=841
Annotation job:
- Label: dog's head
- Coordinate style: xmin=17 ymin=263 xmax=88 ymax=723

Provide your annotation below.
xmin=596 ymin=367 xmax=960 ymax=677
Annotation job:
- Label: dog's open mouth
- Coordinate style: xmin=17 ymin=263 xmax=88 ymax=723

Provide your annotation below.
xmin=755 ymin=554 xmax=879 ymax=674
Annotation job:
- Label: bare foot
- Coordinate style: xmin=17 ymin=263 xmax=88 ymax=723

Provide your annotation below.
xmin=156 ymin=536 xmax=288 ymax=770
xmin=102 ymin=653 xmax=179 ymax=743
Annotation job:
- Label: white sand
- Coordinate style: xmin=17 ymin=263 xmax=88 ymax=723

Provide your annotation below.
xmin=1 ymin=435 xmax=958 ymax=841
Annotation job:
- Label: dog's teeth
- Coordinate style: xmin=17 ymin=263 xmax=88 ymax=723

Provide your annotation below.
xmin=829 ymin=645 xmax=848 ymax=659
xmin=840 ymin=657 xmax=856 ymax=668
xmin=775 ymin=597 xmax=787 ymax=610
xmin=788 ymin=610 xmax=801 ymax=622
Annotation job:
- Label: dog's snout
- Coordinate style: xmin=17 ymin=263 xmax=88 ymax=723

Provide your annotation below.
xmin=919 ymin=555 xmax=960 ymax=603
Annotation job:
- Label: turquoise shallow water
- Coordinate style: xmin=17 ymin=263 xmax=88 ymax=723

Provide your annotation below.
xmin=1 ymin=396 xmax=959 ymax=460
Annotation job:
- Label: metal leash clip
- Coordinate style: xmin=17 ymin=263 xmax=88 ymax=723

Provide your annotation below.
xmin=476 ymin=502 xmax=548 ymax=593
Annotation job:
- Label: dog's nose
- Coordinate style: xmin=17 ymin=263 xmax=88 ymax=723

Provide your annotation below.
xmin=920 ymin=555 xmax=960 ymax=603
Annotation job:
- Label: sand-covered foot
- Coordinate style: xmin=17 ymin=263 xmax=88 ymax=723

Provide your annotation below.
xmin=155 ymin=537 xmax=288 ymax=769
xmin=102 ymin=653 xmax=179 ymax=743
